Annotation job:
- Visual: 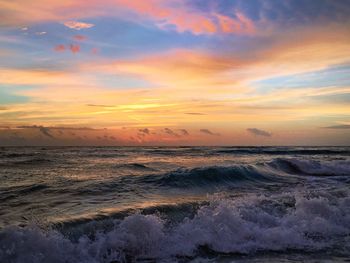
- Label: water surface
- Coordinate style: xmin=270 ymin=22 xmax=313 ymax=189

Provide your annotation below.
xmin=0 ymin=146 xmax=349 ymax=262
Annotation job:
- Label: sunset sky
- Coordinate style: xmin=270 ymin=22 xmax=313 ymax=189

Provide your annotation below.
xmin=0 ymin=0 xmax=350 ymax=146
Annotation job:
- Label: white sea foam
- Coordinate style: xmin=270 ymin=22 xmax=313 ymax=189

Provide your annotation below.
xmin=1 ymin=189 xmax=349 ymax=263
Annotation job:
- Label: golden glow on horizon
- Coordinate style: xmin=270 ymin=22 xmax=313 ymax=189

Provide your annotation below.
xmin=0 ymin=0 xmax=350 ymax=145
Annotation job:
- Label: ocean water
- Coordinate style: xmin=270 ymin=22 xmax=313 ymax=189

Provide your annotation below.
xmin=0 ymin=146 xmax=350 ymax=263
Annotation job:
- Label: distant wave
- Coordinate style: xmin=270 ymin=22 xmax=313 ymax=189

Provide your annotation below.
xmin=0 ymin=184 xmax=49 ymax=202
xmin=268 ymin=158 xmax=350 ymax=176
xmin=1 ymin=189 xmax=349 ymax=263
xmin=152 ymin=165 xmax=289 ymax=188
xmin=0 ymin=157 xmax=53 ymax=166
xmin=116 ymin=163 xmax=155 ymax=171
xmin=131 ymin=158 xmax=350 ymax=189
xmin=215 ymin=148 xmax=350 ymax=155
xmin=60 ymin=158 xmax=350 ymax=198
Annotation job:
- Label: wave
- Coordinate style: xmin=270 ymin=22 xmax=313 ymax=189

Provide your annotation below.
xmin=215 ymin=147 xmax=350 ymax=155
xmin=133 ymin=158 xmax=350 ymax=189
xmin=151 ymin=165 xmax=289 ymax=188
xmin=116 ymin=163 xmax=155 ymax=171
xmin=0 ymin=157 xmax=53 ymax=166
xmin=268 ymin=158 xmax=350 ymax=176
xmin=0 ymin=184 xmax=49 ymax=202
xmin=1 ymin=190 xmax=349 ymax=263
xmin=66 ymin=158 xmax=350 ymax=197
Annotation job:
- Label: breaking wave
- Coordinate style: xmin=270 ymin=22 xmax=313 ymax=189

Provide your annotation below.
xmin=267 ymin=158 xmax=350 ymax=176
xmin=1 ymin=190 xmax=349 ymax=263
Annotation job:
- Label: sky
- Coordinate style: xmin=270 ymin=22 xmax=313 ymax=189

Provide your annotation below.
xmin=0 ymin=0 xmax=350 ymax=146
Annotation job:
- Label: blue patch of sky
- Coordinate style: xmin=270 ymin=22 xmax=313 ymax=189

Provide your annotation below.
xmin=84 ymin=17 xmax=213 ymax=58
xmin=0 ymin=85 xmax=31 ymax=104
xmin=253 ymin=65 xmax=350 ymax=94
xmin=1 ymin=17 xmax=217 ymax=70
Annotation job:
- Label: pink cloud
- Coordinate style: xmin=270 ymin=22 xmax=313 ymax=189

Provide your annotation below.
xmin=73 ymin=35 xmax=87 ymax=41
xmin=2 ymin=0 xmax=255 ymax=35
xmin=215 ymin=12 xmax=255 ymax=34
xmin=54 ymin=44 xmax=65 ymax=52
xmin=63 ymin=21 xmax=94 ymax=30
xmin=69 ymin=44 xmax=80 ymax=53
xmin=113 ymin=0 xmax=255 ymax=35
xmin=115 ymin=0 xmax=218 ymax=34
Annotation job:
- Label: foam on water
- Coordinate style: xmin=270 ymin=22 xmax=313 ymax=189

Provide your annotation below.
xmin=1 ymin=147 xmax=350 ymax=262
xmin=1 ymin=189 xmax=349 ymax=263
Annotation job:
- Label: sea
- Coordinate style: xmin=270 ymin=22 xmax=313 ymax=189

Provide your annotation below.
xmin=0 ymin=146 xmax=349 ymax=263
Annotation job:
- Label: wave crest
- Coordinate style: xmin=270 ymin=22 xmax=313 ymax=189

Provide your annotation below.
xmin=1 ymin=190 xmax=349 ymax=263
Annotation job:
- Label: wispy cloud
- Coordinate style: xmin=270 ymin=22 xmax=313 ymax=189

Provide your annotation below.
xmin=185 ymin=112 xmax=206 ymax=115
xmin=17 ymin=125 xmax=99 ymax=131
xmin=247 ymin=128 xmax=272 ymax=137
xmin=73 ymin=35 xmax=87 ymax=41
xmin=323 ymin=125 xmax=350 ymax=129
xmin=200 ymin=129 xmax=220 ymax=136
xmin=63 ymin=21 xmax=94 ymax=30
xmin=86 ymin=104 xmax=113 ymax=107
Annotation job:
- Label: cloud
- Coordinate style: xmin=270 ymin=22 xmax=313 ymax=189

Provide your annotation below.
xmin=69 ymin=44 xmax=80 ymax=53
xmin=86 ymin=104 xmax=113 ymax=107
xmin=247 ymin=128 xmax=272 ymax=137
xmin=2 ymin=0 xmax=349 ymax=37
xmin=63 ymin=21 xmax=94 ymax=30
xmin=54 ymin=44 xmax=65 ymax=52
xmin=323 ymin=125 xmax=350 ymax=129
xmin=73 ymin=35 xmax=87 ymax=41
xmin=54 ymin=44 xmax=80 ymax=53
xmin=114 ymin=0 xmax=255 ymax=35
xmin=35 ymin=31 xmax=46 ymax=35
xmin=179 ymin=129 xmax=189 ymax=136
xmin=39 ymin=126 xmax=54 ymax=138
xmin=17 ymin=125 xmax=54 ymax=138
xmin=199 ymin=129 xmax=220 ymax=136
xmin=138 ymin=128 xmax=150 ymax=135
xmin=18 ymin=125 xmax=98 ymax=131
xmin=164 ymin=128 xmax=180 ymax=137
xmin=185 ymin=112 xmax=206 ymax=115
